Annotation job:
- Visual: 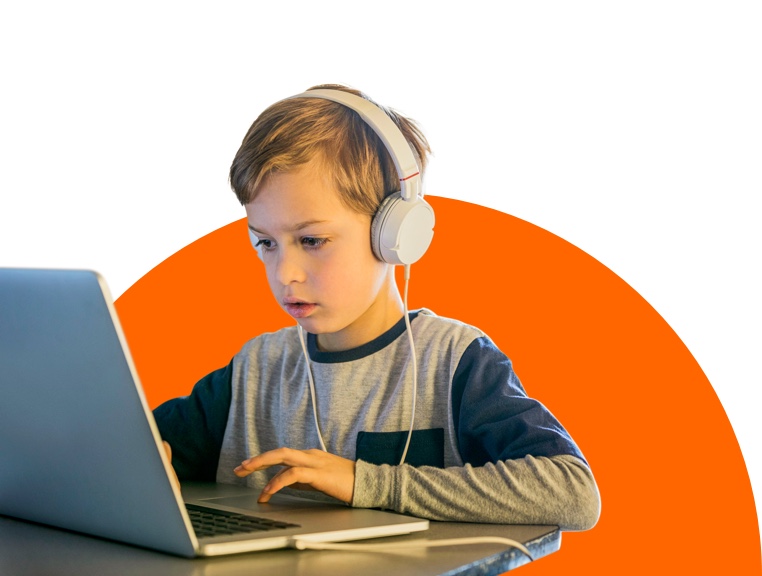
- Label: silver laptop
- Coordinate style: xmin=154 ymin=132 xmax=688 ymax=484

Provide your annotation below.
xmin=0 ymin=268 xmax=428 ymax=557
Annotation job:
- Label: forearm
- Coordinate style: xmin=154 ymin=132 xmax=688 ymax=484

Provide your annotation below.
xmin=153 ymin=362 xmax=233 ymax=481
xmin=353 ymin=454 xmax=600 ymax=531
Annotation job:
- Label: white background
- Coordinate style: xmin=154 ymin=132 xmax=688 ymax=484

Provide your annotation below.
xmin=2 ymin=1 xmax=760 ymax=535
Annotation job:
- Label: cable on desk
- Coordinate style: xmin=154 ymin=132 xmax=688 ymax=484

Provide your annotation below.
xmin=289 ymin=537 xmax=534 ymax=561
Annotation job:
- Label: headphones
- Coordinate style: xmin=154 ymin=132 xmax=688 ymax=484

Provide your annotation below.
xmin=248 ymin=88 xmax=435 ymax=266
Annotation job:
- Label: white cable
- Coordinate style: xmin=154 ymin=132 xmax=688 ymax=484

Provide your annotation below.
xmin=297 ymin=324 xmax=327 ymax=452
xmin=298 ymin=265 xmax=418 ymax=465
xmin=398 ymin=264 xmax=417 ymax=466
xmin=290 ymin=537 xmax=534 ymax=561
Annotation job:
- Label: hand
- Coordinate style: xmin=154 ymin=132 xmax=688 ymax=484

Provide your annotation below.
xmin=162 ymin=441 xmax=181 ymax=491
xmin=233 ymin=447 xmax=356 ymax=504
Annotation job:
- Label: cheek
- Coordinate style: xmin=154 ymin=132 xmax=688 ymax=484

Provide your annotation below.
xmin=340 ymin=256 xmax=388 ymax=297
xmin=264 ymin=265 xmax=277 ymax=291
xmin=316 ymin=252 xmax=375 ymax=294
xmin=261 ymin=257 xmax=293 ymax=297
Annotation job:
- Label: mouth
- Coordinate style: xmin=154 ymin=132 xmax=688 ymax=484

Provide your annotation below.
xmin=282 ymin=298 xmax=317 ymax=319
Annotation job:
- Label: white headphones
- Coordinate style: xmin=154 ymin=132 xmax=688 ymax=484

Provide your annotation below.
xmin=248 ymin=88 xmax=435 ymax=266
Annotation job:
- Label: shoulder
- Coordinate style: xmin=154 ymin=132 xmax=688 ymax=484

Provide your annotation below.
xmin=228 ymin=326 xmax=304 ymax=391
xmin=411 ymin=309 xmax=487 ymax=349
xmin=235 ymin=325 xmax=301 ymax=361
xmin=413 ymin=308 xmax=485 ymax=335
xmin=412 ymin=309 xmax=509 ymax=373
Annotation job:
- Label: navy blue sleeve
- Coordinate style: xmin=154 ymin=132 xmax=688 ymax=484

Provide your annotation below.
xmin=152 ymin=361 xmax=233 ymax=481
xmin=451 ymin=337 xmax=586 ymax=466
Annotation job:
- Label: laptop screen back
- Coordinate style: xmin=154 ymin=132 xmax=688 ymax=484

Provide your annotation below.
xmin=0 ymin=268 xmax=196 ymax=556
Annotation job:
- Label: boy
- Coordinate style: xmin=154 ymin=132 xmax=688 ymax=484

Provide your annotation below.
xmin=155 ymin=84 xmax=600 ymax=531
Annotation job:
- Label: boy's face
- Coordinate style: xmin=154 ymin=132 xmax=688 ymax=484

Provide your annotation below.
xmin=245 ymin=159 xmax=402 ymax=352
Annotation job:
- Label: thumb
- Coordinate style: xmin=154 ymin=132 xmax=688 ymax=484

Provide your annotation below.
xmin=162 ymin=441 xmax=181 ymax=491
xmin=163 ymin=440 xmax=173 ymax=461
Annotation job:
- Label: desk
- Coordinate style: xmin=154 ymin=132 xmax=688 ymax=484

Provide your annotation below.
xmin=0 ymin=514 xmax=560 ymax=575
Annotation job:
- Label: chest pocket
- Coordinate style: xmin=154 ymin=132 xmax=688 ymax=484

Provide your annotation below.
xmin=356 ymin=428 xmax=445 ymax=468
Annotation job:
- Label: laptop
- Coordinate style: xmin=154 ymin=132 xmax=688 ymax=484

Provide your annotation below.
xmin=0 ymin=268 xmax=429 ymax=557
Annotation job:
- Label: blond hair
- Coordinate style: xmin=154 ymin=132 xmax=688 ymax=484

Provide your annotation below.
xmin=229 ymin=84 xmax=431 ymax=216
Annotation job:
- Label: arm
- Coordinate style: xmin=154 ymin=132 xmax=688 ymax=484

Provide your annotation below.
xmin=353 ymin=455 xmax=599 ymax=530
xmin=355 ymin=337 xmax=601 ymax=530
xmin=153 ymin=361 xmax=233 ymax=481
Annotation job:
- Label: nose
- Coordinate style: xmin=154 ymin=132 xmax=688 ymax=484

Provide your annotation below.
xmin=272 ymin=245 xmax=307 ymax=286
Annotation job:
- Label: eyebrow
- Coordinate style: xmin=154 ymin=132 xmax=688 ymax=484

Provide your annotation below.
xmin=248 ymin=219 xmax=329 ymax=234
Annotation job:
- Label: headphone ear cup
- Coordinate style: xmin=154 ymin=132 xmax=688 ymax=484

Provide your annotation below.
xmin=370 ymin=193 xmax=399 ymax=262
xmin=371 ymin=193 xmax=435 ymax=265
xmin=248 ymin=228 xmax=264 ymax=261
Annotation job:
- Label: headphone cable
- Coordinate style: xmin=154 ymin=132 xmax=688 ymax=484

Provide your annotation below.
xmin=298 ymin=264 xmax=418 ymax=466
xmin=399 ymin=264 xmax=417 ymax=465
xmin=298 ymin=324 xmax=327 ymax=452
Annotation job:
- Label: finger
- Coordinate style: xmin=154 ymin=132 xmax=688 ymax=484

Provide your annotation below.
xmin=264 ymin=466 xmax=317 ymax=493
xmin=258 ymin=466 xmax=316 ymax=503
xmin=263 ymin=465 xmax=316 ymax=494
xmin=162 ymin=441 xmax=181 ymax=490
xmin=234 ymin=447 xmax=297 ymax=477
xmin=234 ymin=447 xmax=318 ymax=476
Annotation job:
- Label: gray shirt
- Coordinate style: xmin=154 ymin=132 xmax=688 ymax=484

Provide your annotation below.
xmin=209 ymin=310 xmax=600 ymax=530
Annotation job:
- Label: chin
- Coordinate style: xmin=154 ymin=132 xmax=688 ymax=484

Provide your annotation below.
xmin=295 ymin=317 xmax=331 ymax=335
xmin=296 ymin=314 xmax=348 ymax=337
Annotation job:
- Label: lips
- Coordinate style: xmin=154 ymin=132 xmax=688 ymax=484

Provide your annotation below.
xmin=282 ymin=298 xmax=317 ymax=319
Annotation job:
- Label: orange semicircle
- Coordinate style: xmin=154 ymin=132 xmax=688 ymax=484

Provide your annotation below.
xmin=115 ymin=196 xmax=760 ymax=574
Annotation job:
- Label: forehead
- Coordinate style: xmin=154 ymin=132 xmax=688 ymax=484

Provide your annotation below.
xmin=244 ymin=162 xmax=355 ymax=231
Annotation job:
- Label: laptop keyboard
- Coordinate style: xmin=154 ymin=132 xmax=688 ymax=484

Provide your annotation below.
xmin=186 ymin=504 xmax=300 ymax=538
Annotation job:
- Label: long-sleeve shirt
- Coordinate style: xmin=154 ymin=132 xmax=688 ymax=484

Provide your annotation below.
xmin=154 ymin=309 xmax=600 ymax=531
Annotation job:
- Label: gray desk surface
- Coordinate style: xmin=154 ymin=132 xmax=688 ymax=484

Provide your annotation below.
xmin=0 ymin=514 xmax=560 ymax=575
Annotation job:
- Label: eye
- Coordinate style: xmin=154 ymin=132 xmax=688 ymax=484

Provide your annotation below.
xmin=255 ymin=238 xmax=275 ymax=252
xmin=302 ymin=237 xmax=328 ymax=250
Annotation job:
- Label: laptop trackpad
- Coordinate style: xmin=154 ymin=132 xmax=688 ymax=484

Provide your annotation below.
xmin=198 ymin=493 xmax=340 ymax=514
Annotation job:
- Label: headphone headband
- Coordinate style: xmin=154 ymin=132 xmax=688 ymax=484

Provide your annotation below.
xmin=291 ymin=89 xmax=422 ymax=202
